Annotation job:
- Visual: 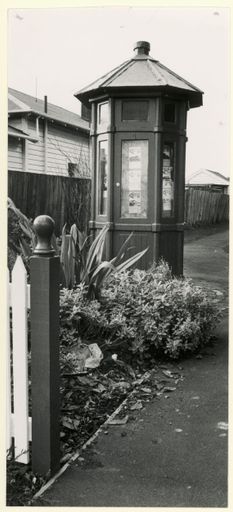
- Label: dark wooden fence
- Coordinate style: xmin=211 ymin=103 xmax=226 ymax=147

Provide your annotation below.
xmin=185 ymin=188 xmax=229 ymax=226
xmin=8 ymin=171 xmax=91 ymax=235
xmin=8 ymin=172 xmax=229 ymax=234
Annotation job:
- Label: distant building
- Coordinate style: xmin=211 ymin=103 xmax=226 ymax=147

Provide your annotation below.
xmin=8 ymin=88 xmax=90 ymax=177
xmin=186 ymin=169 xmax=229 ymax=194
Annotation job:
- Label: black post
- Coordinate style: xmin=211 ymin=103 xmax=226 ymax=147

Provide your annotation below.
xmin=30 ymin=215 xmax=60 ymax=476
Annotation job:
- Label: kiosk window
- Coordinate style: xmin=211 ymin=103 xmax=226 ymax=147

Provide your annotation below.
xmin=122 ymin=101 xmax=149 ymax=121
xmin=121 ymin=140 xmax=148 ymax=218
xmin=162 ymin=142 xmax=175 ymax=218
xmin=98 ymin=102 xmax=109 ymax=126
xmin=98 ymin=140 xmax=108 ymax=215
xmin=164 ymin=103 xmax=176 ymax=123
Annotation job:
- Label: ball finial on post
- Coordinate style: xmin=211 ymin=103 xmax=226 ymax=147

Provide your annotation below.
xmin=33 ymin=215 xmax=55 ymax=256
xmin=30 ymin=214 xmax=60 ymax=475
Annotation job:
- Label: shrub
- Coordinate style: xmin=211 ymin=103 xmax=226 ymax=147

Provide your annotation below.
xmin=59 ymin=261 xmax=221 ymax=360
xmin=60 ymin=223 xmax=148 ymax=298
xmin=8 ymin=198 xmax=35 ymax=271
xmin=8 ymin=200 xmax=147 ymax=299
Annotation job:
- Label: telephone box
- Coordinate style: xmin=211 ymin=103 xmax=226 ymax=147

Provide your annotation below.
xmin=75 ymin=41 xmax=203 ymax=274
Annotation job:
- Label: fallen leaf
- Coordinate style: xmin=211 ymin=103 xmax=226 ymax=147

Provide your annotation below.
xmin=140 ymin=387 xmax=152 ymax=394
xmin=113 ymin=381 xmax=131 ymax=390
xmin=162 ymin=370 xmax=173 ymax=378
xmin=217 ymin=421 xmax=228 ymax=431
xmin=62 ymin=419 xmax=74 ymax=429
xmin=163 ymin=386 xmax=176 ymax=392
xmin=60 ymin=453 xmax=72 ymax=463
xmin=130 ymin=401 xmax=143 ymax=411
xmin=93 ymin=384 xmax=106 ymax=394
xmin=156 ymin=383 xmax=165 ymax=390
xmin=108 ymin=415 xmax=129 ymax=425
xmin=85 ymin=343 xmax=103 ymax=369
xmin=73 ymin=419 xmax=80 ymax=429
xmin=213 ymin=290 xmax=223 ymax=296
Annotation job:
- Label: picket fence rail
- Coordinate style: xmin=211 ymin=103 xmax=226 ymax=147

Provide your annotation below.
xmin=7 ymin=256 xmax=32 ymax=464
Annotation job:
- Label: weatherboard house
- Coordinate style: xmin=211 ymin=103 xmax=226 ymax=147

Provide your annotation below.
xmin=8 ymin=88 xmax=90 ymax=177
xmin=186 ymin=169 xmax=229 ymax=194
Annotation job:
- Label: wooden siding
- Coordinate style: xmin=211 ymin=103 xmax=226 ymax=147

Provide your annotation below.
xmin=185 ymin=188 xmax=229 ymax=225
xmin=9 ymin=116 xmax=90 ymax=177
xmin=8 ymin=170 xmax=91 ymax=235
xmin=8 ymin=137 xmax=23 ymax=171
xmin=27 ymin=118 xmax=45 ymax=173
xmin=8 ymin=117 xmax=28 ymax=132
xmin=47 ymin=124 xmax=90 ymax=177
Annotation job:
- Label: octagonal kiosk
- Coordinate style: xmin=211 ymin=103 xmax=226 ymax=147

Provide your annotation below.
xmin=75 ymin=41 xmax=203 ymax=274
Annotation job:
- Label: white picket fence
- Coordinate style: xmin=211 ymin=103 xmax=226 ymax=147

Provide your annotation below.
xmin=7 ymin=255 xmax=32 ymax=464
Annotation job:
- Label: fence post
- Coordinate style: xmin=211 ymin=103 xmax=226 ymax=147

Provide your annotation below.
xmin=30 ymin=215 xmax=60 ymax=476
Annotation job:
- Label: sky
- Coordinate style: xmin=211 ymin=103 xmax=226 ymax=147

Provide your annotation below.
xmin=7 ymin=6 xmax=230 ymax=178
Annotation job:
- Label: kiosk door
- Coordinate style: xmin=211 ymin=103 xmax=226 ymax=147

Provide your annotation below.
xmin=113 ymin=133 xmax=155 ymax=268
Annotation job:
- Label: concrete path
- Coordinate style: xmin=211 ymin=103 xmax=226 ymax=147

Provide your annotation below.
xmin=184 ymin=227 xmax=229 ymax=299
xmin=34 ymin=228 xmax=229 ymax=507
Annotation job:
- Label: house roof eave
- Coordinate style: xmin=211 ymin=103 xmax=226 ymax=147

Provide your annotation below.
xmin=8 ymin=110 xmax=90 ymax=134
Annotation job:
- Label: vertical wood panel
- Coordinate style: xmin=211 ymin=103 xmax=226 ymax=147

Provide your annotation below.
xmin=11 ymin=256 xmax=29 ymax=463
xmin=8 ymin=170 xmax=91 ymax=235
xmin=185 ymin=188 xmax=229 ymax=226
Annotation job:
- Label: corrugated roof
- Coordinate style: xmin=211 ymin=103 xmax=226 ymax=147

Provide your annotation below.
xmin=75 ymin=42 xmax=203 ymax=108
xmin=8 ymin=88 xmax=90 ymax=132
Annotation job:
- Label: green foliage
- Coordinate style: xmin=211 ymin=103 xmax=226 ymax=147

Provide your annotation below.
xmin=8 ymin=198 xmax=36 ymax=270
xmin=59 ymin=261 xmax=221 ymax=359
xmin=8 ymin=200 xmax=148 ymax=298
xmin=60 ymin=224 xmax=78 ymax=288
xmin=60 ymin=223 xmax=148 ymax=298
xmin=59 ymin=286 xmax=107 ymax=348
xmin=8 ymin=198 xmax=58 ymax=273
xmin=103 ymin=261 xmax=220 ymax=358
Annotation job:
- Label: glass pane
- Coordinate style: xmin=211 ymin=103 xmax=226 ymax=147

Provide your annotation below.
xmin=121 ymin=140 xmax=148 ymax=218
xmin=164 ymin=103 xmax=175 ymax=123
xmin=122 ymin=101 xmax=149 ymax=121
xmin=98 ymin=102 xmax=109 ymax=125
xmin=98 ymin=140 xmax=108 ymax=215
xmin=162 ymin=142 xmax=175 ymax=218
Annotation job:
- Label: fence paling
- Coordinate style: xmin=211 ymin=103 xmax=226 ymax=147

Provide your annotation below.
xmin=9 ymin=256 xmax=30 ymax=463
xmin=185 ymin=188 xmax=229 ymax=225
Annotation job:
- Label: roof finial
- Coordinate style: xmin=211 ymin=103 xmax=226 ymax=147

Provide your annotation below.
xmin=134 ymin=41 xmax=150 ymax=56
